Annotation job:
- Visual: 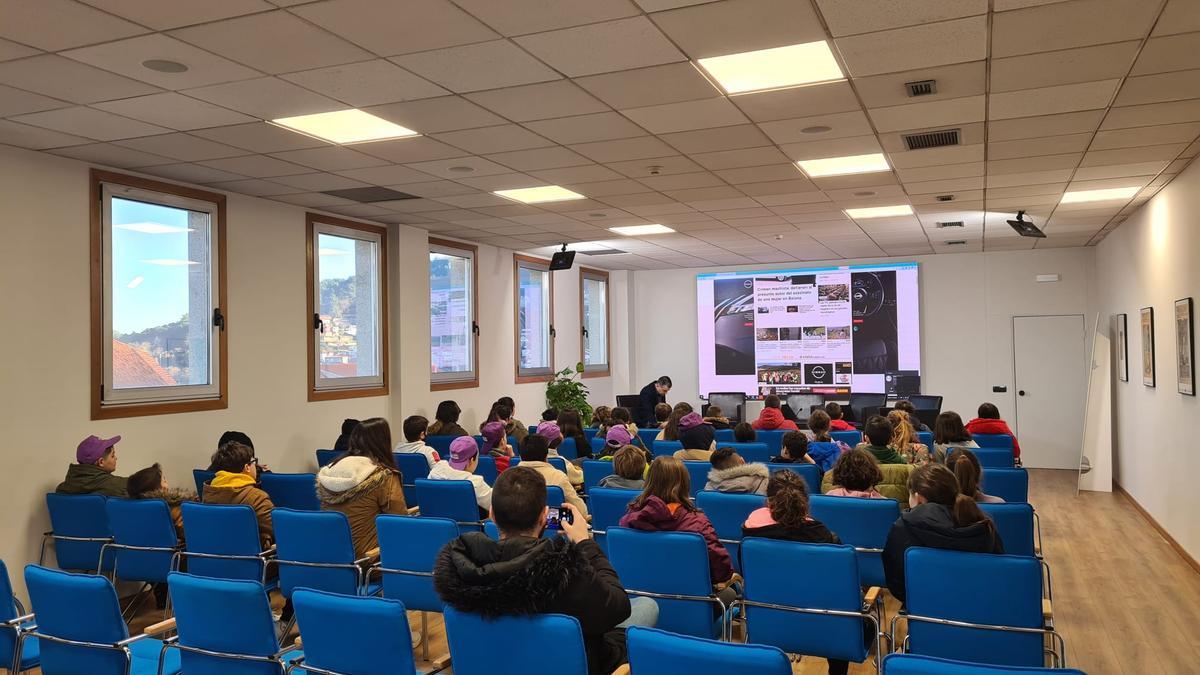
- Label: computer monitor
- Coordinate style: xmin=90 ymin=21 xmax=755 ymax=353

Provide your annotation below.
xmin=847 ymin=393 xmax=887 ymax=425
xmin=907 ymin=394 xmax=943 ymax=413
xmin=707 ymin=392 xmax=747 ymax=422
xmin=786 ymin=394 xmax=826 ymax=417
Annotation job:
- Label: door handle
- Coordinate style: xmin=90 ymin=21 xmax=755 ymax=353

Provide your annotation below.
xmin=1018 ymin=390 xmax=1026 ymax=397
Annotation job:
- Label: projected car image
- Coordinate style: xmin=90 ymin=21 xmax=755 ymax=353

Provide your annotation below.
xmin=713 ymin=278 xmax=755 ymax=375
xmin=852 ymin=270 xmax=899 ymax=373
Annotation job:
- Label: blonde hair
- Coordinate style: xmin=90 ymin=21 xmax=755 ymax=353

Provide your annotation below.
xmin=888 ymin=409 xmax=919 ymax=449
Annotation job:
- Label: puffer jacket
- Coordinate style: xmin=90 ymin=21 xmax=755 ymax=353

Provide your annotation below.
xmin=751 ymin=407 xmax=799 ymax=431
xmin=704 ymin=463 xmax=769 ymax=495
xmin=56 ymin=464 xmax=128 ymax=497
xmin=134 ymin=488 xmax=197 ymax=542
xmin=317 ymin=456 xmax=408 ymax=557
xmin=822 ymin=462 xmax=913 ymax=505
xmin=619 ymin=496 xmax=733 ymax=585
xmin=202 ymin=472 xmax=275 ymax=549
xmin=882 ymin=502 xmax=1004 ymax=602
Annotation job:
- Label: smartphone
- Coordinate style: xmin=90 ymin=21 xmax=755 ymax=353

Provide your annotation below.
xmin=546 ymin=506 xmax=574 ymax=529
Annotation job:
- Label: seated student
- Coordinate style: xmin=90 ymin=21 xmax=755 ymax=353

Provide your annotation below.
xmin=705 ymin=448 xmax=769 ymax=495
xmin=333 ymin=418 xmax=359 ymax=455
xmin=965 ymin=402 xmax=1022 ymax=460
xmin=653 ymin=402 xmax=672 ymax=429
xmin=58 ymin=435 xmax=128 ymax=497
xmin=743 ymin=470 xmax=839 ymax=544
xmin=592 ymin=406 xmax=612 ymax=432
xmin=203 ymin=441 xmax=275 ymax=548
xmin=770 ymin=430 xmax=816 ymax=465
xmin=428 ymin=436 xmax=493 ymax=517
xmin=894 ymin=400 xmax=930 ymax=432
xmin=493 ymin=397 xmax=529 ymax=443
xmin=317 ymin=418 xmax=408 ymax=557
xmin=601 ymin=426 xmax=647 ymax=462
xmin=887 ymin=410 xmax=936 ymax=465
xmin=947 ymin=448 xmax=1004 ymax=503
xmin=751 ymin=395 xmax=800 ymax=431
xmin=536 ymin=423 xmax=585 ymax=485
xmin=127 ymin=463 xmax=196 ymax=542
xmin=933 ymin=411 xmax=979 ymax=456
xmin=394 ymin=415 xmax=440 ymax=468
xmin=480 ymin=421 xmax=515 ymax=473
xmin=434 ymin=467 xmax=650 ymax=675
xmin=807 ymin=410 xmax=834 ymax=442
xmin=655 ymin=402 xmax=694 ymax=442
xmin=428 ymin=400 xmax=469 ymax=437
xmin=732 ymin=421 xmax=756 ymax=443
xmin=825 ymin=402 xmax=856 ymax=432
xmin=209 ymin=431 xmax=270 ymax=473
xmin=542 ymin=408 xmax=559 ymax=423
xmin=703 ymin=405 xmax=733 ymax=430
xmin=882 ymin=463 xmax=1004 ymax=603
xmin=671 ymin=412 xmax=718 ymax=461
xmin=860 ymin=415 xmax=906 ymax=465
xmin=559 ymin=410 xmax=592 ymax=459
xmin=516 ymin=435 xmax=589 ymax=519
xmin=824 ymin=449 xmax=886 ymax=499
xmin=599 ymin=445 xmax=647 ymax=490
xmin=603 ymin=408 xmax=646 ymax=451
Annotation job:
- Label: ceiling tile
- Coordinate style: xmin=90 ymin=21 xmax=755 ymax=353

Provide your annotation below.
xmin=1152 ymin=0 xmax=1200 ymax=36
xmin=335 ymin=164 xmax=440 ymax=185
xmin=637 ymin=171 xmax=723 ymax=191
xmin=524 ymin=112 xmax=647 ymax=144
xmin=810 ymin=173 xmax=898 ymax=191
xmin=115 ymin=133 xmax=249 ymax=161
xmin=290 ymin=0 xmax=498 ymax=56
xmin=0 ymin=119 xmax=91 ymax=149
xmin=903 ymin=176 xmax=985 ymax=194
xmin=486 ymin=146 xmax=592 ymax=171
xmin=48 ymin=142 xmax=173 ymax=168
xmin=991 ymin=0 xmax=1160 ymax=57
xmin=198 ymin=154 xmax=312 ymax=178
xmin=406 ymin=156 xmax=514 ymax=180
xmin=0 ymin=38 xmax=40 ymax=62
xmin=605 ymin=154 xmax=704 ymax=177
xmin=452 ymin=0 xmax=641 ymax=36
xmin=989 ymin=79 xmax=1120 ymax=120
xmin=93 ymin=93 xmax=257 ymax=130
xmin=207 ymin=178 xmax=297 ymax=196
xmin=271 ymin=172 xmax=369 ymax=191
xmin=514 ymin=17 xmax=685 ymax=77
xmin=987 ymin=110 xmax=1105 ymax=141
xmin=691 ymin=146 xmax=789 ymax=170
xmin=817 ymin=0 xmax=987 ymax=36
xmin=575 ymin=62 xmax=718 ymax=110
xmin=281 ymin=60 xmax=448 ymax=107
xmin=894 ymin=162 xmax=977 ymax=184
xmin=985 ymin=169 xmax=1074 ymax=188
xmin=569 ymin=178 xmax=657 ymax=196
xmin=269 ymin=146 xmax=389 ymax=171
xmin=731 ymin=80 xmax=861 ymax=122
xmin=11 ymin=106 xmax=170 ymax=141
xmin=0 ymin=84 xmax=67 ymax=117
xmin=62 ymin=34 xmax=262 ymax=90
xmin=835 ymin=15 xmax=987 ymax=77
xmin=651 ymin=0 xmax=826 ymax=56
xmin=368 ymin=96 xmax=506 ymax=133
xmin=714 ymin=163 xmax=805 ymax=184
xmin=190 ymin=122 xmax=327 ymax=153
xmin=0 ymin=0 xmax=145 ymax=50
xmin=465 ymin=81 xmax=608 ymax=122
xmin=1079 ymin=143 xmax=1186 ymax=166
xmin=987 ymin=133 xmax=1094 ymax=160
xmin=868 ymin=95 xmax=985 ymax=133
xmin=354 ymin=136 xmax=469 ymax=163
xmin=739 ymin=178 xmax=820 ymax=196
xmin=140 ymin=163 xmax=248 ymax=184
xmin=570 ymin=136 xmax=679 ymax=162
xmin=528 ymin=164 xmax=624 ymax=184
xmin=1100 ymin=99 xmax=1200 ymax=130
xmin=620 ymin=97 xmax=748 ymax=134
xmin=991 ymin=41 xmax=1139 ymax=93
xmin=659 ymin=124 xmax=772 ymax=154
xmin=853 ymin=61 xmax=986 ymax=109
xmin=1091 ymin=122 xmax=1200 ymax=150
xmin=779 ymin=134 xmax=883 ymax=161
xmin=374 ymin=180 xmax=477 ymax=197
xmin=271 ymin=192 xmax=357 ymax=208
xmin=0 ymin=54 xmax=160 ymax=104
xmin=1132 ymin=33 xmax=1200 ymax=76
xmin=183 ymin=77 xmax=342 ymax=119
xmin=170 ymin=10 xmax=371 ymax=74
xmin=433 ymin=124 xmax=554 ymax=154
xmin=392 ymin=40 xmax=560 ymax=93
xmin=1114 ymin=69 xmax=1200 ymax=107
xmin=986 ymin=152 xmax=1082 ymax=175
xmin=78 ymin=0 xmax=273 ymax=30
xmin=889 ymin=143 xmax=984 ymax=168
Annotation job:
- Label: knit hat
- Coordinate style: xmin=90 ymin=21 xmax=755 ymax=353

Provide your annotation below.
xmin=605 ymin=425 xmax=633 ymax=448
xmin=536 ymin=422 xmax=562 ymax=443
xmin=77 ymin=435 xmax=120 ymax=465
xmin=449 ymin=436 xmax=479 ymax=470
xmin=678 ymin=412 xmax=705 ymax=431
xmin=481 ymin=421 xmax=506 ymax=447
xmin=679 ymin=422 xmax=714 ymax=450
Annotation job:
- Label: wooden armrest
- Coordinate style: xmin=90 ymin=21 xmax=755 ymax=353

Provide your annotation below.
xmin=407 ymin=506 xmax=420 ymax=515
xmin=293 ymin=636 xmax=303 ymax=648
xmin=363 ymin=547 xmax=380 ymax=559
xmin=611 ymin=665 xmax=631 ymax=675
xmin=144 ymin=618 xmax=176 ymax=636
xmin=714 ymin=573 xmax=743 ymax=592
xmin=863 ymin=586 xmax=881 ymax=607
xmin=1042 ymin=598 xmax=1053 ymax=621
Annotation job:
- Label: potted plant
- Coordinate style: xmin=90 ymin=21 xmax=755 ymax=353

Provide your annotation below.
xmin=546 ymin=362 xmax=593 ymax=426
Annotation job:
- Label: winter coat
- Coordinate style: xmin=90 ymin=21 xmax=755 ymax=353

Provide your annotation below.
xmin=619 ymin=496 xmax=734 ymax=585
xmin=317 ymin=457 xmax=409 ymax=557
xmin=751 ymin=407 xmax=799 ymax=431
xmin=741 ymin=507 xmax=841 ymax=544
xmin=202 ymin=472 xmax=275 ymax=549
xmin=427 ymin=421 xmax=470 ymax=437
xmin=598 ymin=475 xmax=644 ymax=490
xmin=394 ymin=440 xmax=439 ymax=468
xmin=434 ymin=533 xmax=631 ymax=675
xmin=673 ymin=448 xmax=714 ymax=462
xmin=862 ymin=443 xmax=906 ymax=465
xmin=518 ymin=460 xmax=589 ymax=519
xmin=56 ymin=464 xmax=128 ymax=497
xmin=964 ymin=418 xmax=1021 ymax=458
xmin=806 ymin=441 xmax=844 ymax=472
xmin=134 ymin=488 xmax=197 ymax=542
xmin=635 ymin=381 xmax=666 ymax=427
xmin=428 ymin=461 xmax=492 ymax=512
xmin=705 ymin=463 xmax=770 ymax=495
xmin=506 ymin=419 xmax=529 ymax=443
xmin=829 ymin=418 xmax=855 ymax=432
xmin=882 ymin=502 xmax=1004 ymax=603
xmin=822 ymin=463 xmax=913 ymax=504
xmin=825 ymin=487 xmax=886 ymax=499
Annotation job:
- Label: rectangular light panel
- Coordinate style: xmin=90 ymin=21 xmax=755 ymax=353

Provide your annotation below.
xmin=697 ymin=41 xmax=844 ymax=95
xmin=271 ymin=109 xmax=419 ymax=144
xmin=609 ymin=224 xmax=675 ymax=236
xmin=845 ymin=205 xmax=914 ymax=219
xmin=494 ymin=185 xmax=585 ymax=204
xmin=1060 ymin=186 xmax=1140 ymax=204
xmin=797 ymin=153 xmax=890 ymax=177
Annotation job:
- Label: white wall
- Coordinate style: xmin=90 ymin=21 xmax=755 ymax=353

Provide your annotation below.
xmin=1095 ymin=159 xmax=1200 ymax=563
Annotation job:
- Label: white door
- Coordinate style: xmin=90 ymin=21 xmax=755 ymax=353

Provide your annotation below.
xmin=1013 ymin=315 xmax=1087 ymax=469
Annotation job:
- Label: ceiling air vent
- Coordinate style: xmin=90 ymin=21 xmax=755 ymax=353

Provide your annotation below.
xmin=582 ymin=249 xmax=626 ymax=256
xmin=321 ymin=187 xmax=419 ymax=203
xmin=902 ymin=128 xmax=960 ymax=151
xmin=936 ymin=195 xmax=955 ymax=202
xmin=905 ymin=79 xmax=937 ymax=97
xmin=936 ymin=221 xmax=965 ymax=229
xmin=945 ymin=240 xmax=967 ymax=246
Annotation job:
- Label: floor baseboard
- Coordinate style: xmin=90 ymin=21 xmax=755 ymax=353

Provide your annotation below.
xmin=1114 ymin=482 xmax=1200 ymax=576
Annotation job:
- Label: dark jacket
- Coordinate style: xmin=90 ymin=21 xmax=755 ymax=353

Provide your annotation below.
xmin=741 ymin=511 xmax=841 ymax=545
xmin=427 ymin=421 xmax=469 ymax=437
xmin=635 ymin=382 xmax=665 ymax=428
xmin=882 ymin=502 xmax=1004 ymax=603
xmin=434 ymin=533 xmax=631 ymax=675
xmin=56 ymin=464 xmax=128 ymax=497
xmin=619 ymin=496 xmax=734 ymax=585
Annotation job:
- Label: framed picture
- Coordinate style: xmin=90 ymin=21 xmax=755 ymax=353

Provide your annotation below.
xmin=1176 ymin=298 xmax=1194 ymax=396
xmin=1115 ymin=313 xmax=1128 ymax=382
xmin=1141 ymin=306 xmax=1155 ymax=387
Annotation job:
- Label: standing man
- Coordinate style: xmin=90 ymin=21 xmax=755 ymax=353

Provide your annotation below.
xmin=635 ymin=376 xmax=672 ymax=428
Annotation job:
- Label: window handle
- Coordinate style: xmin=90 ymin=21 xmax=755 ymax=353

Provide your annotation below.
xmin=472 ymin=321 xmax=480 ymax=336
xmin=212 ymin=308 xmax=225 ymax=332
xmin=313 ymin=313 xmax=324 ymax=334
xmin=550 ymin=325 xmax=556 ymax=338
xmin=582 ymin=326 xmax=589 ymax=338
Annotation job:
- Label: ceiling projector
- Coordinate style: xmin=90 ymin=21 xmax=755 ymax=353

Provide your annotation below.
xmin=1007 ymin=211 xmax=1046 ymax=238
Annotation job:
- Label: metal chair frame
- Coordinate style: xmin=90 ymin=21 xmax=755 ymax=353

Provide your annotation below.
xmin=890 ymin=612 xmax=1066 ymax=669
xmin=735 ymin=598 xmax=891 ymax=674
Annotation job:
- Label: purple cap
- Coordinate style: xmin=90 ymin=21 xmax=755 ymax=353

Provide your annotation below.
xmin=605 ymin=425 xmax=633 ymax=446
xmin=678 ymin=412 xmax=705 ymax=431
xmin=481 ymin=421 xmax=506 ymax=446
xmin=536 ymin=422 xmax=562 ymax=443
xmin=77 ymin=435 xmax=120 ymax=465
xmin=449 ymin=436 xmax=479 ymax=470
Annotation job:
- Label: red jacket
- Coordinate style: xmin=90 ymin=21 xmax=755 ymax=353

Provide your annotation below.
xmin=751 ymin=407 xmax=799 ymax=431
xmin=619 ymin=496 xmax=734 ymax=585
xmin=965 ymin=418 xmax=1021 ymax=458
xmin=829 ymin=418 xmax=855 ymax=431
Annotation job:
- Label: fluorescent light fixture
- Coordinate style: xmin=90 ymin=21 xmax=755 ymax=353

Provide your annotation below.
xmin=271 ymin=109 xmax=418 ymax=144
xmin=318 ymin=247 xmax=349 ymax=256
xmin=494 ymin=185 xmax=585 ymax=204
xmin=141 ymin=259 xmax=200 ymax=266
xmin=845 ymin=205 xmax=914 ymax=219
xmin=697 ymin=41 xmax=843 ymax=95
xmin=797 ymin=153 xmax=890 ymax=177
xmin=609 ymin=224 xmax=675 ymax=236
xmin=126 ymin=276 xmax=144 ymax=289
xmin=1060 ymin=186 xmax=1140 ymax=204
xmin=115 ymin=222 xmax=192 ymax=234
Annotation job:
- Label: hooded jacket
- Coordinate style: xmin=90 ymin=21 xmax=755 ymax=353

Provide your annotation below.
xmin=829 ymin=418 xmax=855 ymax=431
xmin=704 ymin=463 xmax=770 ymax=495
xmin=202 ymin=472 xmax=275 ymax=549
xmin=741 ymin=507 xmax=841 ymax=544
xmin=317 ymin=457 xmax=408 ymax=557
xmin=427 ymin=420 xmax=470 ymax=438
xmin=822 ymin=462 xmax=912 ymax=503
xmin=434 ymin=533 xmax=631 ymax=675
xmin=394 ymin=440 xmax=439 ymax=468
xmin=56 ymin=464 xmax=128 ymax=497
xmin=619 ymin=496 xmax=733 ymax=585
xmin=751 ymin=407 xmax=799 ymax=431
xmin=134 ymin=488 xmax=197 ymax=542
xmin=964 ymin=418 xmax=1022 ymax=458
xmin=882 ymin=502 xmax=1005 ymax=603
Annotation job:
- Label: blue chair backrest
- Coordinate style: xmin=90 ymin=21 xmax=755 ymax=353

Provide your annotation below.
xmin=45 ymin=493 xmax=113 ymax=573
xmin=316 ymin=449 xmax=340 ymax=467
xmin=273 ymin=508 xmax=359 ymax=598
xmin=425 ymin=435 xmax=458 ymax=457
xmin=627 ymin=625 xmax=792 ymax=674
xmin=717 ymin=442 xmax=770 ymax=463
xmin=684 ymin=461 xmax=711 ymax=498
xmin=917 ymin=431 xmax=933 ymax=446
xmin=808 ymin=495 xmax=900 ymax=588
xmin=415 ymin=480 xmax=481 ymax=533
xmin=475 ymin=456 xmax=499 ymax=486
xmin=765 ymin=463 xmax=821 ymax=494
xmin=193 ymin=469 xmax=215 ymax=497
xmin=905 ymin=548 xmax=1045 ymax=666
xmin=696 ymin=491 xmax=765 ymax=573
xmin=753 ymin=430 xmax=788 ymax=455
xmin=377 ymin=515 xmax=458 ymax=613
xmin=975 ymin=447 xmax=1015 ymax=468
xmin=393 ymin=453 xmax=431 ymax=506
xmin=105 ymin=498 xmax=178 ymax=584
xmin=588 ymin=488 xmax=638 ymax=553
xmin=979 ymin=503 xmax=1036 ymax=558
xmin=168 ymin=571 xmax=282 ymax=675
xmin=556 ymin=437 xmax=579 ymax=460
xmin=582 ymin=460 xmax=615 ymax=491
xmin=973 ymin=433 xmax=1014 ymax=449
xmin=589 ymin=436 xmax=609 ymax=456
xmin=25 ymin=564 xmax=131 ymax=674
xmin=882 ymin=653 xmax=1085 ymax=674
xmin=608 ymin=528 xmax=721 ymax=638
xmin=637 ymin=428 xmax=661 ymax=448
xmin=546 ymin=485 xmax=566 ymax=508
xmin=741 ymin=540 xmax=870 ymax=663
xmin=259 ymin=472 xmax=320 ymax=511
xmin=0 ymin=559 xmax=24 ymax=669
xmin=981 ymin=468 xmax=1029 ymax=503
xmin=180 ymin=502 xmax=268 ymax=582
xmin=547 ymin=456 xmax=568 ymax=473
xmin=443 ymin=607 xmax=588 ymax=675
xmin=830 ymin=430 xmax=861 ymax=446
xmin=483 ymin=521 xmax=558 ymax=541
xmin=714 ymin=428 xmax=735 ymax=443
xmin=583 ymin=428 xmax=599 ymax=442
xmin=293 ymin=589 xmax=416 ymax=675
xmin=652 ymin=440 xmax=683 ymax=457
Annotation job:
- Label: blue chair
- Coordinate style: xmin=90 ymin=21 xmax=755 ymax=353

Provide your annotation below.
xmin=42 ymin=493 xmax=113 ymax=573
xmin=696 ymin=491 xmax=765 ymax=573
xmin=980 ymin=503 xmax=1051 ymax=600
xmin=809 ymin=495 xmax=900 ymax=588
xmin=973 ymin=434 xmax=1015 ymax=449
xmin=718 ymin=442 xmax=770 ymax=463
xmin=392 ymin=453 xmax=432 ymax=506
xmin=588 ymin=488 xmax=638 ymax=553
xmin=315 ymin=449 xmax=340 ymax=468
xmin=0 ymin=559 xmax=38 ymax=674
xmin=589 ymin=436 xmax=609 ymax=456
xmin=582 ymin=460 xmax=615 ymax=492
xmin=831 ymin=430 xmax=862 ymax=446
xmin=471 ymin=435 xmax=520 ymax=453
xmin=547 ymin=485 xmax=567 ymax=509
xmin=179 ymin=502 xmax=276 ymax=585
xmin=376 ymin=515 xmax=457 ymax=664
xmin=193 ymin=469 xmax=215 ymax=497
xmin=259 ymin=473 xmax=320 ymax=511
xmin=290 ymin=589 xmax=416 ymax=675
xmin=684 ymin=461 xmax=711 ymax=498
xmin=714 ymin=428 xmax=735 ymax=443
xmin=917 ymin=431 xmax=933 ymax=447
xmin=483 ymin=521 xmax=558 ymax=541
xmin=556 ymin=437 xmax=580 ymax=460
xmin=508 ymin=456 xmax=566 ymax=474
xmin=753 ymin=430 xmax=788 ymax=456
xmin=626 ymin=625 xmax=791 ymax=674
xmin=740 ymin=540 xmax=883 ymax=672
xmin=897 ymin=549 xmax=1063 ymax=668
xmin=976 ymin=447 xmax=1015 ymax=468
xmin=414 ymin=479 xmax=483 ymax=533
xmin=608 ymin=528 xmax=732 ymax=639
xmin=23 ymin=565 xmax=180 ymax=674
xmin=882 ymin=653 xmax=1085 ymax=674
xmin=766 ymin=463 xmax=821 ymax=494
xmin=103 ymin=499 xmax=182 ymax=600
xmin=475 ymin=456 xmax=500 ymax=486
xmin=982 ymin=468 xmax=1029 ymax=502
xmin=652 ymin=440 xmax=683 ymax=457
xmin=637 ymin=428 xmax=661 ymax=448
xmin=273 ymin=509 xmax=376 ymax=605
xmin=166 ymin=571 xmax=300 ymax=674
xmin=443 ymin=607 xmax=588 ymax=675
xmin=424 ymin=435 xmax=458 ymax=458
xmin=583 ymin=427 xmax=599 ymax=442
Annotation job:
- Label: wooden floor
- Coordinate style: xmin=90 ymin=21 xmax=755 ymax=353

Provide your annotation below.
xmin=105 ymin=469 xmax=1200 ymax=674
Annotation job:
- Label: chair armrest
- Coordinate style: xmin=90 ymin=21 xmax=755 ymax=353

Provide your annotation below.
xmin=293 ymin=636 xmax=303 ymax=648
xmin=863 ymin=586 xmax=881 ymax=608
xmin=611 ymin=665 xmax=631 ymax=675
xmin=407 ymin=506 xmax=420 ymax=515
xmin=1043 ymin=598 xmax=1053 ymax=621
xmin=714 ymin=572 xmax=743 ymax=593
xmin=355 ymin=548 xmax=381 ymax=566
xmin=144 ymin=618 xmax=176 ymax=636
xmin=258 ymin=546 xmax=278 ymax=560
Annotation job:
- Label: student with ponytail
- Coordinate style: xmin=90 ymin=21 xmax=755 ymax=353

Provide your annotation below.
xmin=947 ymin=448 xmax=1004 ymax=503
xmin=882 ymin=463 xmax=1004 ymax=603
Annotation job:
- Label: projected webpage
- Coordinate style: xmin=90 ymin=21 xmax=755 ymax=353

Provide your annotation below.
xmin=696 ymin=262 xmax=920 ymax=397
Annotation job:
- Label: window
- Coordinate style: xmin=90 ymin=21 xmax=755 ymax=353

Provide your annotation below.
xmin=430 ymin=239 xmax=478 ymax=390
xmin=581 ymin=268 xmax=610 ymax=376
xmin=92 ymin=170 xmax=227 ymax=419
xmin=307 ymin=214 xmax=388 ymax=401
xmin=514 ymin=255 xmax=554 ymax=382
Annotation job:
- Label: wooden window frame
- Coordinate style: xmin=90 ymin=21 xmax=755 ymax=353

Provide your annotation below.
xmin=430 ymin=238 xmax=480 ymax=392
xmin=90 ymin=169 xmax=228 ymax=420
xmin=580 ymin=267 xmax=611 ymax=378
xmin=513 ymin=254 xmax=555 ymax=384
xmin=306 ymin=213 xmax=389 ymax=402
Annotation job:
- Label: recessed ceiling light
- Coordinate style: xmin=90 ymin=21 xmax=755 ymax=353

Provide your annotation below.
xmin=1060 ymin=186 xmax=1140 ymax=204
xmin=494 ymin=185 xmax=585 ymax=204
xmin=609 ymin=224 xmax=675 ymax=236
xmin=448 ymin=166 xmax=474 ymax=173
xmin=271 ymin=109 xmax=419 ymax=144
xmin=853 ymin=191 xmax=876 ymax=197
xmin=696 ymin=41 xmax=844 ymax=95
xmin=797 ymin=153 xmax=890 ymax=177
xmin=142 ymin=59 xmax=188 ymax=73
xmin=845 ymin=205 xmax=913 ymax=219
xmin=801 ymin=125 xmax=832 ymax=134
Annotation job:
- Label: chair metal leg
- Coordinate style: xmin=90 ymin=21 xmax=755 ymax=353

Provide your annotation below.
xmin=421 ymin=611 xmax=429 ymax=662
